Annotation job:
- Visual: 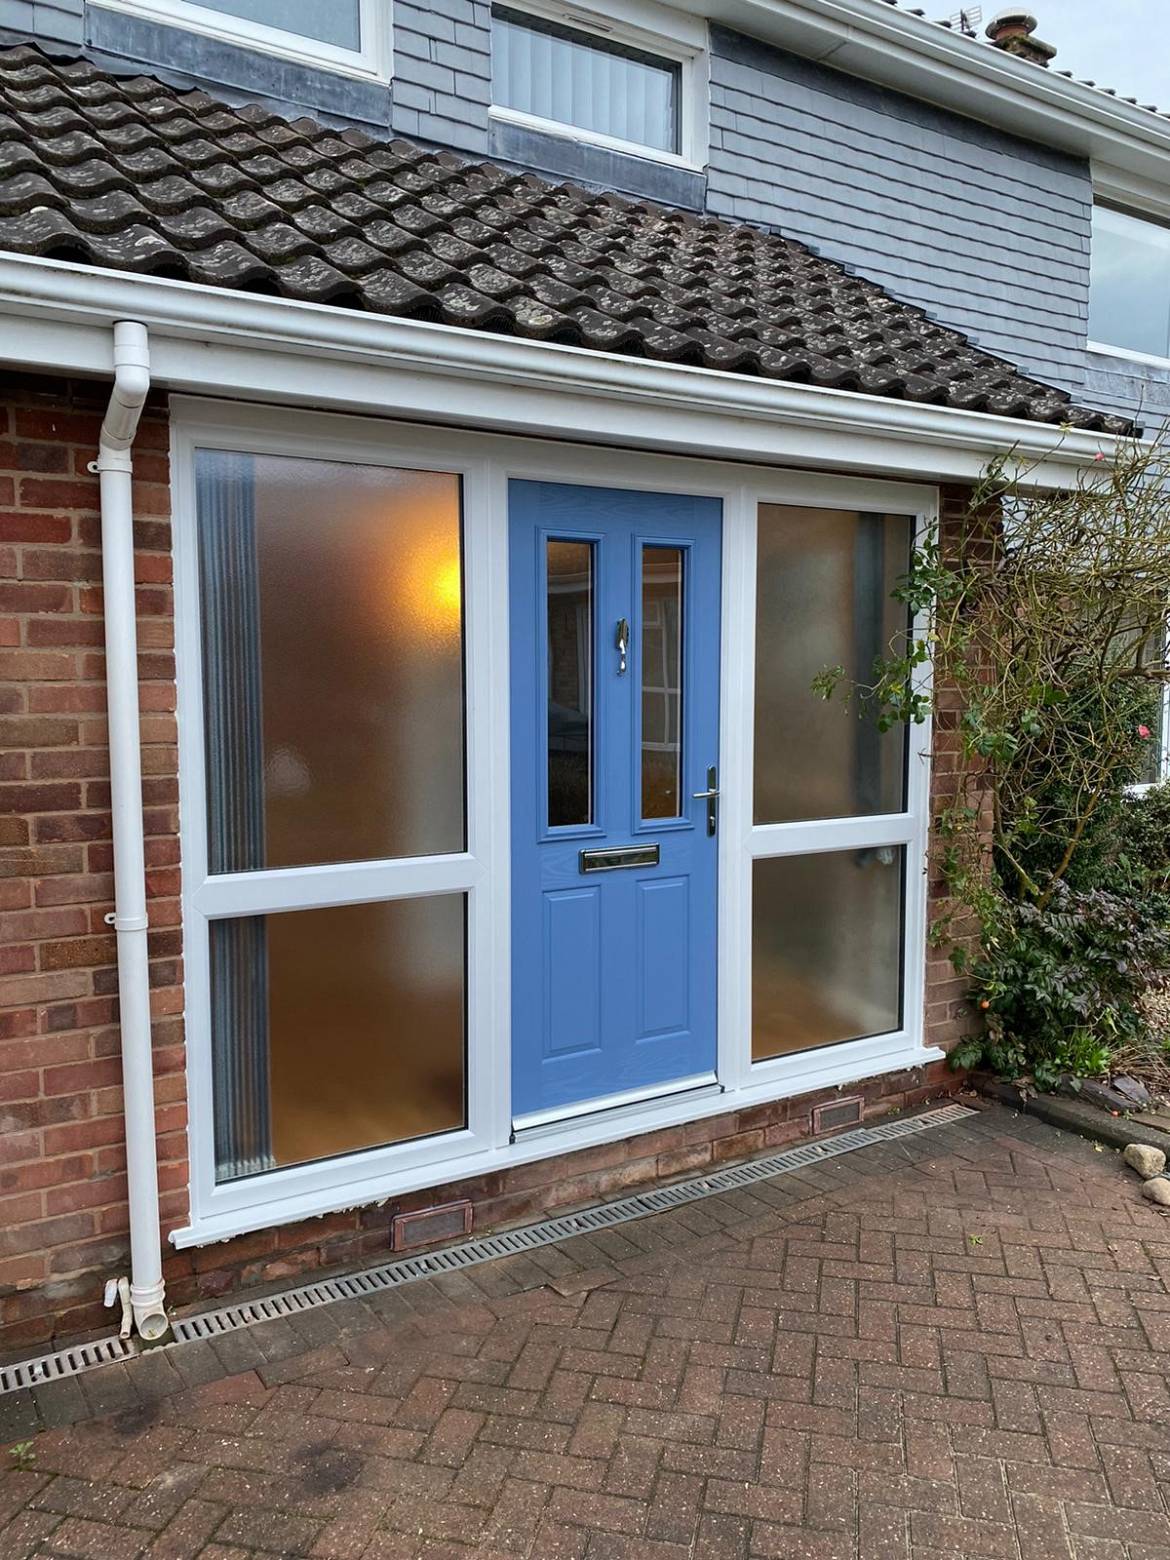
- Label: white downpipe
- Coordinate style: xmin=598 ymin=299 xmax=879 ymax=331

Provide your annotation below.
xmin=94 ymin=321 xmax=169 ymax=1343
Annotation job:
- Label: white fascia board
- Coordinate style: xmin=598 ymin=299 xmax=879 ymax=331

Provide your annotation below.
xmin=690 ymin=0 xmax=1170 ymax=187
xmin=0 ymin=255 xmax=1117 ymax=485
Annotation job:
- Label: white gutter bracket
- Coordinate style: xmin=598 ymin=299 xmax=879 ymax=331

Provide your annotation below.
xmin=91 ymin=321 xmax=170 ymax=1345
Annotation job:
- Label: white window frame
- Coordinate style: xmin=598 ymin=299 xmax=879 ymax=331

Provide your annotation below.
xmin=488 ymin=0 xmax=709 ymax=170
xmin=1087 ymin=185 xmax=1170 ymax=370
xmin=172 ymin=407 xmax=507 ymax=1238
xmin=716 ymin=480 xmax=936 ymax=1102
xmin=89 ymin=0 xmax=392 ymax=82
xmin=172 ymin=399 xmax=937 ymax=1247
xmin=1130 ymin=679 xmax=1170 ymax=795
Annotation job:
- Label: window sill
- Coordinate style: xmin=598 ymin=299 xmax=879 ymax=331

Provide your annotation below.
xmin=488 ymin=106 xmax=704 ymax=173
xmin=1087 ymin=340 xmax=1170 ymax=372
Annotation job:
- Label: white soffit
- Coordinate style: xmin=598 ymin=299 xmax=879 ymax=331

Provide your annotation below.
xmin=0 ymin=255 xmax=1119 ymax=487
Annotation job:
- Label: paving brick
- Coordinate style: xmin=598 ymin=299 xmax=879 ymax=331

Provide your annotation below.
xmin=0 ymin=1110 xmax=1167 ymax=1560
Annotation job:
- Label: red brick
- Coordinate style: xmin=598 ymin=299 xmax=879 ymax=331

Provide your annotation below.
xmin=0 ymin=581 xmax=72 ymax=612
xmin=0 ymin=510 xmax=72 ymax=543
xmin=18 ymin=477 xmax=99 ymax=510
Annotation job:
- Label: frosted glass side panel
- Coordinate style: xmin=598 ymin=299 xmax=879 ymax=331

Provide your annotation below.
xmin=754 ymin=506 xmax=912 ymax=824
xmin=547 ymin=540 xmax=594 ymax=827
xmin=642 ymin=546 xmax=683 ymax=819
xmin=752 ymin=848 xmax=903 ymax=1061
xmin=211 ymin=895 xmax=466 ymax=1179
xmin=197 ymin=451 xmax=464 ymax=872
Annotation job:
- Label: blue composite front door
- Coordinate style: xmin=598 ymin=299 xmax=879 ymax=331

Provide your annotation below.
xmin=510 ymin=480 xmax=722 ymax=1123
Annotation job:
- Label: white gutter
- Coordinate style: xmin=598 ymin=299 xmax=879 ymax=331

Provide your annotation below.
xmin=93 ymin=320 xmax=169 ymax=1344
xmin=0 ymin=257 xmax=1121 ymax=486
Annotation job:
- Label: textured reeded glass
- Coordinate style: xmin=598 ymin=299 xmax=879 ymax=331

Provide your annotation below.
xmin=754 ymin=506 xmax=913 ymax=825
xmin=547 ymin=539 xmax=594 ymax=827
xmin=1089 ymin=205 xmax=1170 ymax=360
xmin=492 ymin=5 xmax=680 ymax=154
xmin=198 ymin=0 xmax=361 ymax=49
xmin=211 ymin=896 xmax=466 ymax=1179
xmin=752 ymin=848 xmax=903 ymax=1061
xmin=642 ymin=545 xmax=684 ymax=819
xmin=197 ymin=451 xmax=465 ymax=872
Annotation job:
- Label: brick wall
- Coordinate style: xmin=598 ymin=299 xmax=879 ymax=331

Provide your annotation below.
xmin=0 ymin=379 xmax=974 ymax=1351
xmin=924 ymin=483 xmax=995 ymax=1056
xmin=0 ymin=374 xmax=186 ymax=1351
xmin=172 ymin=1057 xmax=962 ymax=1308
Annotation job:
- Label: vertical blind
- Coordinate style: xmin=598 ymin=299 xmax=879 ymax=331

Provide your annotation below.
xmin=196 ymin=451 xmax=275 ymax=1180
xmin=492 ymin=6 xmax=681 ymax=154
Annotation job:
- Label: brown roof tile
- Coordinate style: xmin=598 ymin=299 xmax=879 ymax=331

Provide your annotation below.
xmin=0 ymin=42 xmax=1128 ymax=434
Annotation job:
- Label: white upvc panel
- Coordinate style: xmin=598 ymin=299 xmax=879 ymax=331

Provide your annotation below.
xmin=750 ymin=813 xmax=918 ymax=859
xmin=715 ymin=483 xmax=756 ymax=1097
xmin=194 ymin=856 xmax=481 ymax=918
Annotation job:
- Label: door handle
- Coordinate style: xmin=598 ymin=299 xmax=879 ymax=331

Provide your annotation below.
xmin=615 ymin=617 xmax=629 ymax=675
xmin=692 ymin=766 xmax=719 ymax=837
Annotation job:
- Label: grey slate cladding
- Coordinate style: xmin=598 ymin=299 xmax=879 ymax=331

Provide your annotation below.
xmin=0 ymin=1 xmax=81 ymax=51
xmin=706 ymin=27 xmax=1092 ymax=397
xmin=391 ymin=0 xmax=491 ymax=153
xmin=0 ymin=42 xmax=1127 ymax=431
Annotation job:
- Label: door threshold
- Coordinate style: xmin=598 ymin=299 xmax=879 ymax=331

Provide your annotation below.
xmin=512 ymin=1072 xmax=721 ymax=1143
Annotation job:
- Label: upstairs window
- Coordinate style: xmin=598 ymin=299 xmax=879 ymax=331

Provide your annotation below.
xmin=91 ymin=0 xmax=388 ymax=79
xmin=1089 ymin=204 xmax=1170 ymax=362
xmin=491 ymin=4 xmax=696 ymax=161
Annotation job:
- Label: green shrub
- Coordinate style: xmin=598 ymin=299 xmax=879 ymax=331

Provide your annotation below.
xmin=1000 ymin=673 xmax=1160 ymax=896
xmin=1109 ymin=781 xmax=1170 ymax=904
xmin=951 ymin=881 xmax=1170 ymax=1090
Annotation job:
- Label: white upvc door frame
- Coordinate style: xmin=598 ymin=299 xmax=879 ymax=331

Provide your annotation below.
xmin=171 ymin=397 xmax=940 ymax=1247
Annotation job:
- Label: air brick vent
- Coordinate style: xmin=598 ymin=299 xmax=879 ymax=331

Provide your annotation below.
xmin=391 ymin=1200 xmax=473 ymax=1251
xmin=812 ymin=1096 xmax=864 ymax=1133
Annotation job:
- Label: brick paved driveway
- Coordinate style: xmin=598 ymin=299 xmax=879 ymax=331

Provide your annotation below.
xmin=4 ymin=1103 xmax=1170 ymax=1559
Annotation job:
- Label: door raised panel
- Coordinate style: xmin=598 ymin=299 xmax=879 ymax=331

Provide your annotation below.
xmin=542 ymin=887 xmax=602 ymax=1061
xmin=636 ymin=876 xmax=690 ymax=1039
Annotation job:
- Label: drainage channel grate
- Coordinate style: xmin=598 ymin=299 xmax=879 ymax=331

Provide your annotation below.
xmin=1 ymin=1103 xmax=975 ymax=1395
xmin=0 ymin=1334 xmax=134 ymax=1396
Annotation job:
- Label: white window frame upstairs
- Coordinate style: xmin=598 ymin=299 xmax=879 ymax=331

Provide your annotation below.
xmin=89 ymin=0 xmax=392 ymax=81
xmin=1130 ymin=678 xmax=1170 ymax=795
xmin=172 ymin=398 xmax=937 ymax=1248
xmin=488 ymin=0 xmax=709 ymax=170
xmin=1087 ymin=185 xmax=1170 ymax=371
